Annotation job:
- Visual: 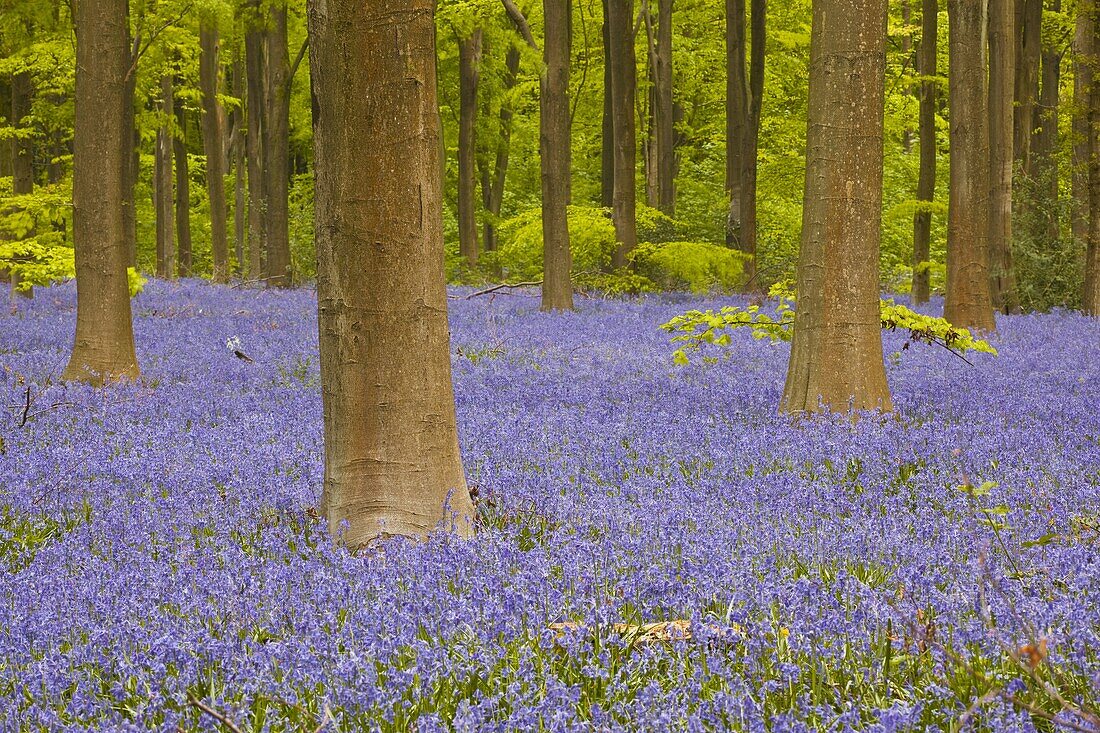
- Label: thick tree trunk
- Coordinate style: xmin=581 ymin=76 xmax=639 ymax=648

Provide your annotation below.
xmin=913 ymin=0 xmax=937 ymax=304
xmin=245 ymin=20 xmax=266 ymax=280
xmin=607 ymin=0 xmax=638 ymax=267
xmin=64 ymin=0 xmax=139 ymax=384
xmin=988 ymin=0 xmax=1018 ymax=313
xmin=781 ymin=0 xmax=892 ymax=415
xmin=945 ymin=0 xmax=996 ymax=331
xmin=1015 ymin=0 xmax=1042 ymax=170
xmin=264 ymin=3 xmax=291 ymax=287
xmin=308 ymin=0 xmax=474 ymax=545
xmin=458 ymin=29 xmax=482 ymax=267
xmin=1087 ymin=8 xmax=1100 ymax=314
xmin=481 ymin=45 xmax=521 ymax=253
xmin=174 ymin=103 xmax=193 ymax=276
xmin=201 ymin=21 xmax=230 ymax=283
xmin=542 ymin=0 xmax=574 ymax=311
xmin=155 ymin=74 xmax=177 ymax=280
xmin=10 ymin=70 xmax=34 ymax=300
xmin=601 ymin=0 xmax=615 ymax=209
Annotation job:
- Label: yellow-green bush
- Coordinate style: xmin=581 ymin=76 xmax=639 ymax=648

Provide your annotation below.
xmin=633 ymin=241 xmax=749 ymax=294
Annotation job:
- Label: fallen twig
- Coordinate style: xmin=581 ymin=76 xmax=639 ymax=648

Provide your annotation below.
xmin=187 ymin=694 xmax=244 ymax=733
xmin=462 ymin=281 xmax=543 ymax=300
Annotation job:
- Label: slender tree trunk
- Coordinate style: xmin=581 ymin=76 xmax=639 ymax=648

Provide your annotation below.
xmin=902 ymin=0 xmax=913 ymax=152
xmin=264 ymin=2 xmax=291 ymax=286
xmin=727 ymin=0 xmax=764 ymax=287
xmin=1087 ymin=7 xmax=1100 ymax=314
xmin=945 ymin=0 xmax=996 ymax=331
xmin=781 ymin=0 xmax=892 ymax=415
xmin=201 ymin=21 xmax=230 ymax=283
xmin=64 ymin=0 xmax=139 ymax=384
xmin=913 ymin=0 xmax=937 ymax=304
xmin=245 ymin=11 xmax=267 ymax=279
xmin=542 ymin=0 xmax=574 ymax=311
xmin=122 ymin=75 xmax=138 ymax=269
xmin=1035 ymin=0 xmax=1061 ymax=243
xmin=988 ymin=0 xmax=1018 ymax=312
xmin=0 ymin=81 xmax=9 ymax=290
xmin=232 ymin=53 xmax=247 ymax=276
xmin=601 ymin=0 xmax=615 ymax=209
xmin=726 ymin=0 xmax=748 ymax=248
xmin=1075 ymin=8 xmax=1092 ymax=266
xmin=458 ymin=29 xmax=482 ymax=267
xmin=155 ymin=74 xmax=177 ymax=280
xmin=308 ymin=0 xmax=474 ymax=545
xmin=607 ymin=0 xmax=638 ymax=267
xmin=1015 ymin=0 xmax=1042 ymax=170
xmin=174 ymin=103 xmax=193 ymax=277
xmin=10 ymin=70 xmax=34 ymax=300
xmin=742 ymin=0 xmax=765 ymax=288
xmin=654 ymin=0 xmax=675 ymax=214
xmin=481 ymin=45 xmax=520 ymax=252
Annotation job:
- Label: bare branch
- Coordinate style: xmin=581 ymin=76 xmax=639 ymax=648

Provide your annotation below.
xmin=187 ymin=695 xmax=245 ymax=733
xmin=288 ymin=37 xmax=309 ymax=88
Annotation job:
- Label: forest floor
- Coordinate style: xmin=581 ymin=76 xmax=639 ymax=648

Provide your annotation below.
xmin=1 ymin=280 xmax=1099 ymax=731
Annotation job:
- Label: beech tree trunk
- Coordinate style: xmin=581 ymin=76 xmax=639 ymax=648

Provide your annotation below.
xmin=1034 ymin=0 xmax=1061 ymax=244
xmin=1087 ymin=8 xmax=1100 ymax=314
xmin=201 ymin=21 xmax=230 ymax=283
xmin=781 ymin=0 xmax=892 ymax=415
xmin=308 ymin=0 xmax=475 ymax=544
xmin=155 ymin=74 xmax=177 ymax=280
xmin=64 ymin=0 xmax=139 ymax=384
xmin=174 ymin=103 xmax=193 ymax=277
xmin=945 ymin=0 xmax=996 ymax=331
xmin=264 ymin=2 xmax=291 ymax=287
xmin=480 ymin=45 xmax=520 ymax=253
xmin=232 ymin=54 xmax=246 ymax=275
xmin=913 ymin=0 xmax=937 ymax=304
xmin=607 ymin=0 xmax=638 ymax=268
xmin=601 ymin=0 xmax=615 ymax=209
xmin=542 ymin=0 xmax=574 ymax=311
xmin=1074 ymin=9 xmax=1091 ymax=258
xmin=458 ymin=29 xmax=482 ymax=267
xmin=10 ymin=70 xmax=34 ymax=300
xmin=988 ymin=0 xmax=1018 ymax=313
xmin=122 ymin=75 xmax=138 ymax=269
xmin=1015 ymin=0 xmax=1042 ymax=170
xmin=245 ymin=11 xmax=266 ymax=280
xmin=727 ymin=0 xmax=764 ymax=288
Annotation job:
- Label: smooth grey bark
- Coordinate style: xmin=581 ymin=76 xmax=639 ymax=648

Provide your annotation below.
xmin=988 ymin=0 xmax=1018 ymax=312
xmin=945 ymin=0 xmax=996 ymax=331
xmin=607 ymin=0 xmax=638 ymax=268
xmin=64 ymin=0 xmax=139 ymax=384
xmin=781 ymin=0 xmax=892 ymax=415
xmin=541 ymin=0 xmax=574 ymax=310
xmin=458 ymin=29 xmax=483 ymax=267
xmin=200 ymin=21 xmax=230 ymax=283
xmin=174 ymin=103 xmax=193 ymax=277
xmin=912 ymin=0 xmax=937 ymax=304
xmin=308 ymin=0 xmax=475 ymax=544
xmin=154 ymin=74 xmax=176 ymax=280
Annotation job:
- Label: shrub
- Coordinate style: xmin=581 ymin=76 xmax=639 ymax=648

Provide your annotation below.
xmin=496 ymin=205 xmax=618 ymax=279
xmin=633 ymin=241 xmax=749 ymax=294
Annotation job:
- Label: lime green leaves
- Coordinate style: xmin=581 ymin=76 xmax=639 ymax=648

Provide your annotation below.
xmin=662 ymin=283 xmax=997 ymax=365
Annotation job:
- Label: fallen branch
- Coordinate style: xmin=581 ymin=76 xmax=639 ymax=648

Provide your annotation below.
xmin=463 ymin=281 xmax=543 ymax=300
xmin=188 ymin=695 xmax=244 ymax=733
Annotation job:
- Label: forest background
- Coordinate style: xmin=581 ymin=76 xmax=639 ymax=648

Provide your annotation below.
xmin=0 ymin=0 xmax=1085 ymax=311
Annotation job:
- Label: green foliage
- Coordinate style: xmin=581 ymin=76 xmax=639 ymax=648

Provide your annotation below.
xmin=662 ymin=282 xmax=997 ymax=365
xmin=289 ymin=172 xmax=316 ymax=282
xmin=0 ymin=182 xmax=73 ymax=290
xmin=635 ymin=205 xmax=683 ymax=244
xmin=573 ymin=270 xmax=659 ymax=297
xmin=632 ymin=241 xmax=749 ymax=294
xmin=496 ymin=205 xmax=618 ymax=280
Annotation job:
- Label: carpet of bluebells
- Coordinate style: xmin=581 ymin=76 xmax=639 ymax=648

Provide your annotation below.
xmin=1 ymin=280 xmax=1099 ymax=732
